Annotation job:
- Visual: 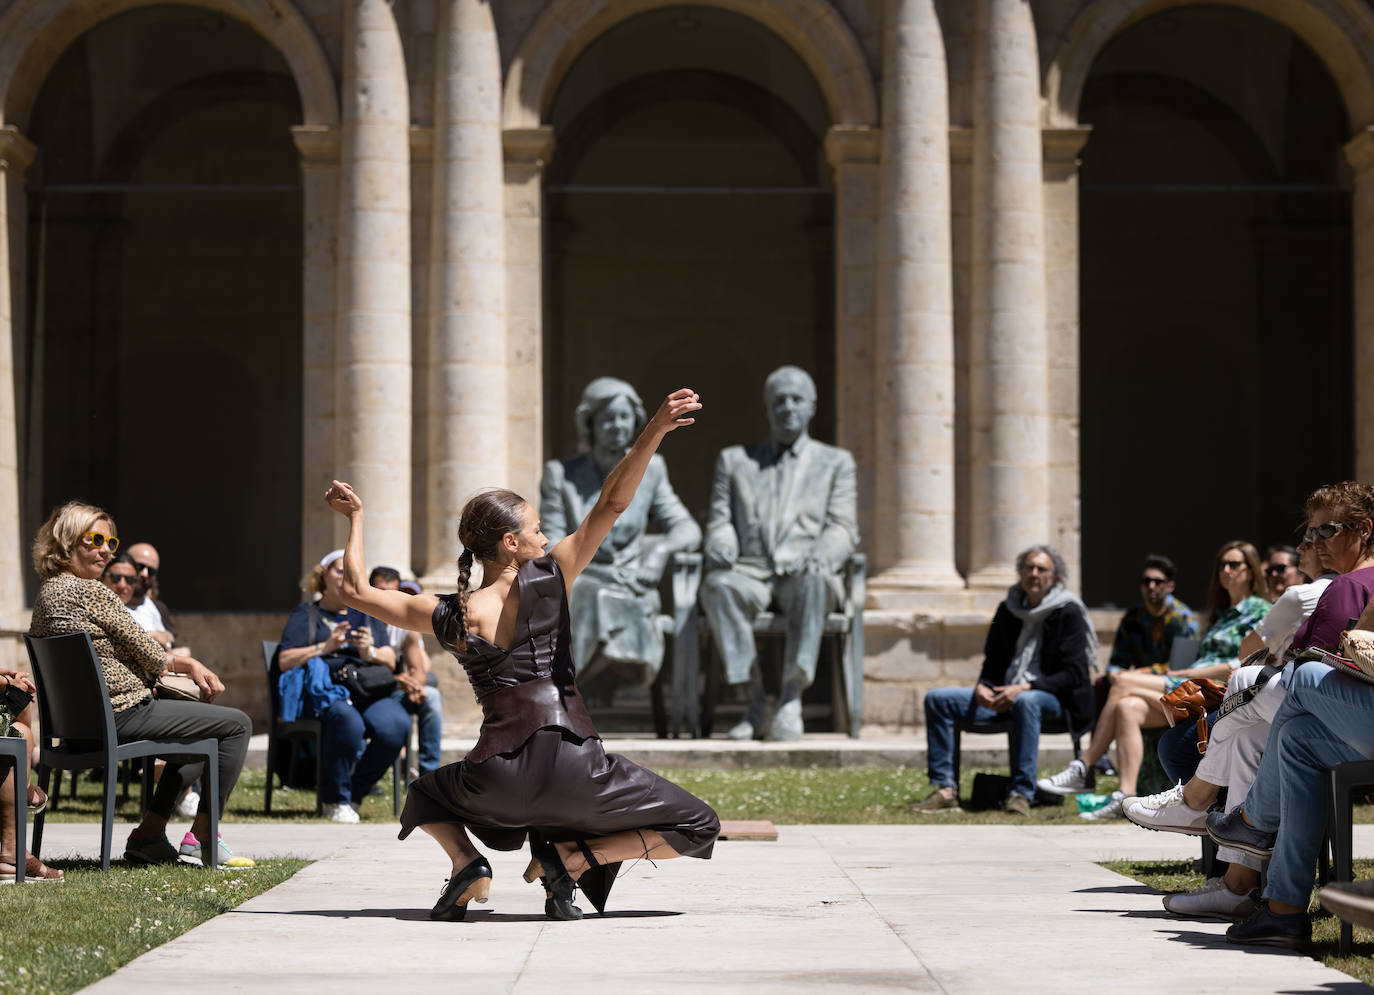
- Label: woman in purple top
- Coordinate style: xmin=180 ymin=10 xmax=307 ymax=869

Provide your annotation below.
xmin=323 ymin=388 xmax=719 ymax=924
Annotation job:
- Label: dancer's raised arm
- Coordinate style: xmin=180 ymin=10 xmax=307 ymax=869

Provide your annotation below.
xmin=551 ymin=387 xmax=701 ymax=587
xmin=325 ymin=480 xmax=440 ymax=632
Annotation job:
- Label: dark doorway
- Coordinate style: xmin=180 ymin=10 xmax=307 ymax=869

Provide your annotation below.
xmin=24 ymin=5 xmax=303 ymax=609
xmin=1079 ymin=5 xmax=1352 ymax=610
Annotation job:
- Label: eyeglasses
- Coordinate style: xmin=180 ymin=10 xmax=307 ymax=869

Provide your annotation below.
xmin=106 ymin=572 xmax=136 ymax=586
xmin=81 ymin=532 xmax=120 ymax=553
xmin=1218 ymin=560 xmax=1248 ymax=572
xmin=1140 ymin=576 xmax=1169 ymax=587
xmin=133 ymin=561 xmax=158 ymax=579
xmin=1304 ymin=523 xmax=1348 ymax=543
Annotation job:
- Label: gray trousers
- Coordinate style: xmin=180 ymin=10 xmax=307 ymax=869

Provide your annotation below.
xmin=699 ymin=569 xmax=833 ymax=689
xmin=113 ymin=698 xmax=252 ymax=820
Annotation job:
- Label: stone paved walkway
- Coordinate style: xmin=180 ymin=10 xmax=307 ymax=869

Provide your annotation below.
xmin=28 ymin=823 xmax=1373 ymax=994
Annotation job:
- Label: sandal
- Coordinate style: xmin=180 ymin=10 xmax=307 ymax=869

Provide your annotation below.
xmin=23 ymin=853 xmax=62 ymax=882
xmin=26 ymin=784 xmax=47 ymax=816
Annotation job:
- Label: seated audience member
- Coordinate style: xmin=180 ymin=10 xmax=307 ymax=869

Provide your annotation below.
xmin=1262 ymin=544 xmax=1302 ymax=601
xmin=27 ymin=501 xmax=252 ymax=866
xmin=277 ymin=550 xmax=406 ymax=822
xmin=1038 ymin=540 xmax=1271 ymax=819
xmin=1105 ymin=555 xmax=1198 ymax=675
xmin=0 ymin=667 xmax=60 ymax=881
xmin=126 ymin=542 xmax=187 ymax=654
xmin=913 ymin=545 xmax=1095 ymax=816
xmin=1125 ymin=482 xmax=1374 ymax=922
xmin=101 ymin=553 xmax=139 ymax=606
xmin=369 ymin=566 xmax=443 ymax=777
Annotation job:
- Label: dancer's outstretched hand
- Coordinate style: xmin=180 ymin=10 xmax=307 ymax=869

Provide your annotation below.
xmin=647 ymin=388 xmax=702 ymax=437
xmin=325 ymin=479 xmax=363 ymax=517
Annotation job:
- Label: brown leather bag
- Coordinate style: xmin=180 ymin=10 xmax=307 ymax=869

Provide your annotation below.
xmin=1159 ymin=677 xmax=1226 ymax=754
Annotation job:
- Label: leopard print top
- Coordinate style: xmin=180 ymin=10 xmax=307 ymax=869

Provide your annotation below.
xmin=29 ymin=573 xmax=167 ymax=713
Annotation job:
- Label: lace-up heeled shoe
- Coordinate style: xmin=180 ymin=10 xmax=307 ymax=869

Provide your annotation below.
xmin=431 ymin=856 xmax=493 ymax=922
xmin=526 ymin=835 xmax=582 ymax=921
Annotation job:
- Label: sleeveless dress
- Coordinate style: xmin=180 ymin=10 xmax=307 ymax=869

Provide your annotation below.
xmin=397 ymin=555 xmax=719 ymax=909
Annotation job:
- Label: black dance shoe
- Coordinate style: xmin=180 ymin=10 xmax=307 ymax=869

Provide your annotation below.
xmin=527 ymin=834 xmax=582 ymax=921
xmin=430 ymin=856 xmax=493 ymax=922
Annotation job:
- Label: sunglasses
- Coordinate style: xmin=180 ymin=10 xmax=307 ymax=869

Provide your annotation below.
xmin=1140 ymin=576 xmax=1169 ymax=587
xmin=1218 ymin=560 xmax=1248 ymax=572
xmin=133 ymin=561 xmax=158 ymax=579
xmin=1264 ymin=565 xmax=1293 ymax=576
xmin=81 ymin=531 xmax=120 ymax=553
xmin=106 ymin=572 xmax=136 ymax=586
xmin=1304 ymin=522 xmax=1348 ymax=543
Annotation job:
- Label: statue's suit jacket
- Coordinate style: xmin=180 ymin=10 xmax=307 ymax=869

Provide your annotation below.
xmin=704 ymin=436 xmax=859 ymax=595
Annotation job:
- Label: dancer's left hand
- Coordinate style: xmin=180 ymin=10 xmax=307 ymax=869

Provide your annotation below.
xmin=325 ymin=480 xmax=363 ymax=517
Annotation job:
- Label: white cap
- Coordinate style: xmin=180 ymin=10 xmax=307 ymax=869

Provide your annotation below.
xmin=319 ymin=549 xmax=345 ymax=569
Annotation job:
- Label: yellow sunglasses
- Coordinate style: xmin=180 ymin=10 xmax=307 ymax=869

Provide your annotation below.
xmin=80 ymin=531 xmax=120 ymax=553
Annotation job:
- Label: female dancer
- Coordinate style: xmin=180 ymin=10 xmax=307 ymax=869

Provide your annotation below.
xmin=324 ymin=387 xmax=719 ymax=922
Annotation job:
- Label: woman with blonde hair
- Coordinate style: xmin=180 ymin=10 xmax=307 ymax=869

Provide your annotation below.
xmin=325 ymin=388 xmax=719 ymax=923
xmin=27 ymin=501 xmax=252 ymax=866
xmin=1037 ymin=539 xmax=1271 ymax=819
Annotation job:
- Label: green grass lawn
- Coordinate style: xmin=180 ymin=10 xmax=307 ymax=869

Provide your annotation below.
xmin=1107 ymin=858 xmax=1374 ymax=986
xmin=0 ymin=859 xmax=308 ymax=995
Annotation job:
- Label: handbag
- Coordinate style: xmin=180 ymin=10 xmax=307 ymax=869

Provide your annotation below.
xmin=156 ymin=673 xmax=204 ymax=702
xmin=332 ymin=662 xmax=397 ymax=708
xmin=1160 ymin=677 xmax=1227 ymax=754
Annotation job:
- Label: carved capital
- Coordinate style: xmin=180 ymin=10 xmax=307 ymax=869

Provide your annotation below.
xmin=825 ymin=126 xmax=880 ymax=167
xmin=1346 ymin=127 xmax=1374 ymax=178
xmin=948 ymin=125 xmax=973 ymax=164
xmin=1042 ymin=125 xmax=1092 ymax=180
xmin=291 ymin=124 xmax=340 ymax=165
xmin=503 ymin=126 xmax=555 ymax=167
xmin=0 ymin=126 xmax=36 ymax=176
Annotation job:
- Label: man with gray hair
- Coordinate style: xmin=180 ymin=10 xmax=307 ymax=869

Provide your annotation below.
xmin=913 ymin=545 xmax=1096 ymax=815
xmin=699 ymin=365 xmax=858 ymax=741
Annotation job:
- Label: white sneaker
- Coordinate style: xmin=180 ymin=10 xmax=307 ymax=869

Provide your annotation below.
xmin=175 ymin=790 xmax=200 ymax=819
xmin=1080 ymin=790 xmax=1124 ymax=821
xmin=324 ymin=803 xmax=360 ymax=824
xmin=1037 ymin=759 xmax=1094 ymax=796
xmin=1163 ymin=877 xmax=1258 ymax=922
xmin=1122 ymin=782 xmax=1209 ymax=836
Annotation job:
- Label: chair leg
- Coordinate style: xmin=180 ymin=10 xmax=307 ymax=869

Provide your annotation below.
xmin=49 ymin=768 xmax=61 ymax=812
xmin=313 ymin=737 xmax=323 ymax=817
xmin=650 ymin=654 xmax=669 ymax=740
xmin=32 ymin=765 xmax=50 ymax=858
xmin=1330 ymin=773 xmax=1356 ymax=956
xmin=393 ymin=751 xmax=403 ymax=820
xmin=204 ymin=752 xmax=219 ymax=870
xmin=951 ymin=724 xmax=963 ymax=794
xmin=141 ymin=762 xmax=154 ymax=813
xmin=10 ymin=756 xmax=24 ymax=885
xmin=101 ymin=765 xmax=118 ymax=872
xmin=264 ymin=734 xmax=275 ymax=814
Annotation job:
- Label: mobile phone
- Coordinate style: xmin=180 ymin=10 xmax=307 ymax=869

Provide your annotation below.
xmin=1 ymin=681 xmax=33 ymax=715
xmin=344 ymin=608 xmax=369 ymax=639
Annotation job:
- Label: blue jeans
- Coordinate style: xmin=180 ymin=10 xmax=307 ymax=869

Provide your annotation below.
xmin=1158 ymin=711 xmax=1215 ymax=785
xmin=319 ymin=695 xmax=410 ymax=805
xmin=394 ymin=674 xmax=443 ymax=775
xmin=1242 ymin=662 xmax=1374 ymax=908
xmin=924 ymin=686 xmax=1064 ymax=800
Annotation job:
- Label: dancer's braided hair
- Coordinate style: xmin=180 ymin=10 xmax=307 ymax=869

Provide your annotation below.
xmin=453 ymin=488 xmax=528 ymax=651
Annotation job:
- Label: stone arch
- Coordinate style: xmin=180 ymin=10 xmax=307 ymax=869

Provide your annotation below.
xmin=503 ymin=0 xmax=878 ymax=130
xmin=0 ymin=0 xmax=338 ymax=130
xmin=1045 ymin=0 xmax=1374 ymax=130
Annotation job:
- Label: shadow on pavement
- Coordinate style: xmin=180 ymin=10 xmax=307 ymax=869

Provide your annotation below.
xmin=1073 ymin=883 xmax=1160 ymax=895
xmin=239 ymin=908 xmax=684 ymax=923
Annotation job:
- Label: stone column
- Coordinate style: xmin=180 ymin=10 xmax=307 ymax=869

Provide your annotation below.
xmin=1349 ymin=129 xmax=1374 ymax=483
xmin=505 ymin=126 xmax=554 ymax=507
xmin=422 ymin=0 xmax=508 ymax=584
xmin=291 ymin=125 xmax=340 ymax=573
xmin=827 ymin=126 xmax=880 ymax=550
xmin=966 ymin=0 xmax=1049 ymax=588
xmin=1043 ymin=126 xmax=1090 ymax=588
xmin=0 ymin=126 xmax=34 ymax=639
xmin=337 ymin=0 xmax=412 ymax=570
xmin=870 ymin=0 xmax=962 ymax=600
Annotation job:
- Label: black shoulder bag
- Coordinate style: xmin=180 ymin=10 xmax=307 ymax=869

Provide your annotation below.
xmin=312 ymin=604 xmax=398 ymax=708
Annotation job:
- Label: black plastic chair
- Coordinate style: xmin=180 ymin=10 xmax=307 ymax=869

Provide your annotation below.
xmin=951 ymin=714 xmax=1081 ymax=789
xmin=1326 ymin=759 xmax=1374 ymax=954
xmin=263 ymin=640 xmax=406 ymax=818
xmin=0 ymin=735 xmax=26 ymax=883
xmin=26 ymin=632 xmax=218 ymax=870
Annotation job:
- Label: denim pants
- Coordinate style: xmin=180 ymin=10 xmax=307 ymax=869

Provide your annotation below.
xmin=319 ymin=695 xmax=410 ymax=805
xmin=1242 ymin=661 xmax=1374 ymax=908
xmin=1157 ymin=714 xmax=1212 ymax=785
xmin=395 ymin=674 xmax=443 ymax=775
xmin=924 ymin=686 xmax=1063 ymax=800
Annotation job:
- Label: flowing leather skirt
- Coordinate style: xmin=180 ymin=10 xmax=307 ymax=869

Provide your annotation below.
xmin=398 ymin=727 xmax=719 ymax=862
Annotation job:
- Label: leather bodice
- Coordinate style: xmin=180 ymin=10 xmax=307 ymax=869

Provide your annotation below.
xmin=433 ymin=555 xmax=599 ymax=762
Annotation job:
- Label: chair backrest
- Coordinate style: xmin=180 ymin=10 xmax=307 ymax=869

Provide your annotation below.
xmin=25 ymin=632 xmax=119 ymax=755
xmin=262 ymin=640 xmax=282 ymax=714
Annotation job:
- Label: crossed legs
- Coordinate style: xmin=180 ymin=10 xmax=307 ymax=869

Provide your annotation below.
xmin=1080 ymin=670 xmax=1169 ymax=795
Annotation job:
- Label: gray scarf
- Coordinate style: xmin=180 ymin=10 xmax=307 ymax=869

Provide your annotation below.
xmin=1003 ymin=582 xmax=1097 ymax=686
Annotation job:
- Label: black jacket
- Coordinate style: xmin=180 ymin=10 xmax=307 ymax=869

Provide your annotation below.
xmin=977 ymin=601 xmax=1096 ymax=739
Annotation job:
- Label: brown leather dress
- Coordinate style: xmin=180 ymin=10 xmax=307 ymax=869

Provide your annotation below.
xmin=398 ymin=555 xmax=719 ymax=908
